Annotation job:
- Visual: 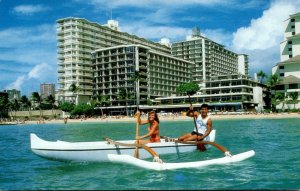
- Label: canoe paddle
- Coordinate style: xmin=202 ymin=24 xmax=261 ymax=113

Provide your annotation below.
xmin=134 ymin=108 xmax=140 ymax=158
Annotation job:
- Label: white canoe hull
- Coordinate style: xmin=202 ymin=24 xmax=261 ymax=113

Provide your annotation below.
xmin=30 ymin=130 xmax=216 ymax=162
xmin=107 ymin=150 xmax=255 ymax=171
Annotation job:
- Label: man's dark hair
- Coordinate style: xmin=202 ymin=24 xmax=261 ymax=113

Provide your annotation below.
xmin=200 ymin=103 xmax=209 ymax=109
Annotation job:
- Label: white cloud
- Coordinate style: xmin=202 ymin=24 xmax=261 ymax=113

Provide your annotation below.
xmin=0 ymin=24 xmax=57 ymax=95
xmin=5 ymin=76 xmax=26 ymax=90
xmin=0 ymin=25 xmax=55 ymax=47
xmin=28 ymin=63 xmax=53 ymax=79
xmin=4 ymin=63 xmax=56 ymax=94
xmin=232 ymin=1 xmax=298 ymax=51
xmin=13 ymin=4 xmax=48 ymax=15
xmin=231 ymin=0 xmax=300 ymax=75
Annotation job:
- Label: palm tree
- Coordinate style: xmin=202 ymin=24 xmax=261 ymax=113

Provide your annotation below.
xmin=118 ymin=88 xmax=129 ymax=116
xmin=69 ymin=83 xmax=80 ymax=104
xmin=288 ymin=92 xmax=299 ymax=109
xmin=31 ymin=92 xmax=43 ymax=119
xmin=257 ymin=70 xmax=267 ymax=84
xmin=96 ymin=95 xmax=110 ymax=116
xmin=0 ymin=95 xmax=9 ymax=118
xmin=275 ymin=92 xmax=287 ymax=111
xmin=20 ymin=95 xmax=32 ymax=119
xmin=130 ymin=71 xmax=141 ymax=107
xmin=46 ymin=95 xmax=56 ymax=118
xmin=267 ymin=74 xmax=281 ymax=111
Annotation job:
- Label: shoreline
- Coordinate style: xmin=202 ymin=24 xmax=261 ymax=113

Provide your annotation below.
xmin=16 ymin=112 xmax=300 ymax=125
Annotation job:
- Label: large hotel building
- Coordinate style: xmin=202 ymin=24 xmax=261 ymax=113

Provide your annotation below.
xmin=57 ymin=17 xmax=266 ymax=113
xmin=272 ymin=12 xmax=300 ymax=109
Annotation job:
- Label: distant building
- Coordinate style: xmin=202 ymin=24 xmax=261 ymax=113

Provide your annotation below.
xmin=3 ymin=89 xmax=21 ymax=101
xmin=272 ymin=12 xmax=300 ymax=109
xmin=40 ymin=83 xmax=55 ymax=99
xmin=171 ymin=28 xmax=249 ymax=86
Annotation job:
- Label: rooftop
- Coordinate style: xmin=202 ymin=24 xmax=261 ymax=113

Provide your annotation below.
xmin=278 ymin=75 xmax=300 ymax=85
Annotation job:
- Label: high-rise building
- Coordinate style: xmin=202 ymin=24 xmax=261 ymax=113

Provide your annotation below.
xmin=56 ymin=17 xmax=170 ymax=104
xmin=272 ymin=12 xmax=300 ymax=109
xmin=92 ymin=44 xmax=193 ymax=107
xmin=171 ymin=28 xmax=249 ymax=85
xmin=40 ymin=83 xmax=55 ymax=99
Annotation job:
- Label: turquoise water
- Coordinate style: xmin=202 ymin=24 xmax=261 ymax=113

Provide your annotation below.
xmin=1 ymin=118 xmax=300 ymax=190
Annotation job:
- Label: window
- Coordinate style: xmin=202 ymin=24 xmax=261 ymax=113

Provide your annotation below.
xmin=279 ymin=73 xmax=284 ymax=77
xmin=291 ymin=25 xmax=295 ymax=29
xmin=292 ymin=32 xmax=295 ymax=35
xmin=289 ymin=84 xmax=298 ymax=89
xmin=288 ymin=48 xmax=292 ymax=51
xmin=276 ymin=85 xmax=284 ymax=90
xmin=289 ymin=55 xmax=293 ymax=58
xmin=291 ymin=18 xmax=295 ymax=22
xmin=279 ymin=66 xmax=284 ymax=69
xmin=288 ymin=41 xmax=292 ymax=44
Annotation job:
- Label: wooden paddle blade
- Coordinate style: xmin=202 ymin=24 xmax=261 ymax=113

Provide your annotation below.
xmin=197 ymin=143 xmax=207 ymax=152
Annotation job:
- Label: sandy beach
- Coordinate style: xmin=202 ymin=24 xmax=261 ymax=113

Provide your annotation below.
xmin=22 ymin=112 xmax=300 ymax=125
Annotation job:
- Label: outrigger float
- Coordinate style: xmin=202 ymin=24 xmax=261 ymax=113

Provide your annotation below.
xmin=30 ymin=129 xmax=255 ymax=170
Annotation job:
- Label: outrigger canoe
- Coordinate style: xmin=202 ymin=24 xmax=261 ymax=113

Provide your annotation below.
xmin=30 ymin=129 xmax=255 ymax=170
xmin=108 ymin=150 xmax=255 ymax=171
xmin=30 ymin=130 xmax=216 ymax=162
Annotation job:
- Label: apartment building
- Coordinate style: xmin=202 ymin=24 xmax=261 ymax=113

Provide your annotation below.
xmin=171 ymin=28 xmax=249 ymax=85
xmin=57 ymin=17 xmax=171 ymax=104
xmin=40 ymin=83 xmax=55 ymax=99
xmin=92 ymin=44 xmax=194 ymax=108
xmin=272 ymin=12 xmax=300 ymax=109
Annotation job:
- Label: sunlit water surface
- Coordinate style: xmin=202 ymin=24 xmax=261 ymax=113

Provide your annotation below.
xmin=1 ymin=118 xmax=300 ymax=190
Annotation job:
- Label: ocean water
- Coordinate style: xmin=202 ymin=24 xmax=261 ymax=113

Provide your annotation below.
xmin=1 ymin=118 xmax=300 ymax=190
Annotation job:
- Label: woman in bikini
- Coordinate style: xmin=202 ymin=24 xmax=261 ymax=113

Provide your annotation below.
xmin=135 ymin=110 xmax=160 ymax=144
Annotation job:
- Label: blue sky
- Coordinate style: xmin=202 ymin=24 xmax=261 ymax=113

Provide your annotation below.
xmin=0 ymin=0 xmax=299 ymax=96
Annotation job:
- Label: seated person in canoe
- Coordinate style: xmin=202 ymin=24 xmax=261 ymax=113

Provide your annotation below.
xmin=135 ymin=110 xmax=160 ymax=144
xmin=178 ymin=103 xmax=212 ymax=142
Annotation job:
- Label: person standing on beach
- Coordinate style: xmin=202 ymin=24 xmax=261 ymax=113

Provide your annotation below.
xmin=178 ymin=103 xmax=212 ymax=142
xmin=135 ymin=110 xmax=161 ymax=144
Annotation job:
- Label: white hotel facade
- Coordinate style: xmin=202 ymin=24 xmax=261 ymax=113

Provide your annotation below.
xmin=272 ymin=12 xmax=300 ymax=109
xmin=56 ymin=17 xmax=267 ymax=113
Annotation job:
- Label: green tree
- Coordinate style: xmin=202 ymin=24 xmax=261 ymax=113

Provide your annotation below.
xmin=0 ymin=95 xmax=9 ymax=118
xmin=130 ymin=71 xmax=141 ymax=106
xmin=288 ymin=92 xmax=299 ymax=109
xmin=59 ymin=102 xmax=75 ymax=112
xmin=69 ymin=83 xmax=80 ymax=104
xmin=275 ymin=92 xmax=287 ymax=111
xmin=118 ymin=88 xmax=129 ymax=116
xmin=31 ymin=92 xmax=43 ymax=118
xmin=20 ymin=95 xmax=32 ymax=120
xmin=176 ymin=82 xmax=200 ymax=97
xmin=97 ymin=95 xmax=110 ymax=116
xmin=20 ymin=95 xmax=28 ymax=111
xmin=46 ymin=95 xmax=56 ymax=118
xmin=257 ymin=70 xmax=267 ymax=84
xmin=71 ymin=103 xmax=93 ymax=116
xmin=267 ymin=74 xmax=281 ymax=111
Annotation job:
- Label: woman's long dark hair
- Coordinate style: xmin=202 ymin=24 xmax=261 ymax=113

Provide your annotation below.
xmin=148 ymin=111 xmax=159 ymax=123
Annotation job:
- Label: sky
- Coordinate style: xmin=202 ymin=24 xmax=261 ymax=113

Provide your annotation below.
xmin=0 ymin=0 xmax=300 ymax=96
